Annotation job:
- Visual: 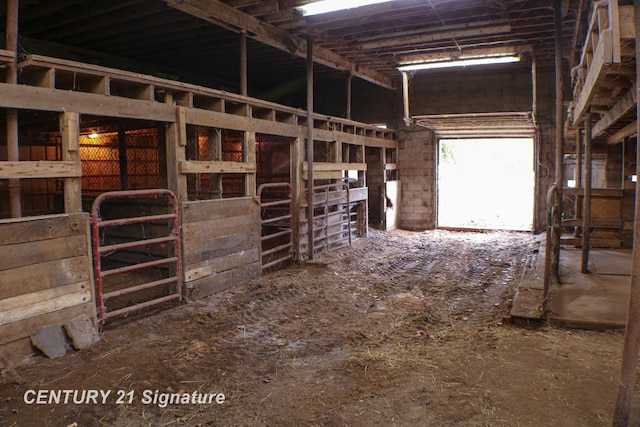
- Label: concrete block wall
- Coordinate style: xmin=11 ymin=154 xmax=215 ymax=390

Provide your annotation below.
xmin=398 ymin=129 xmax=436 ymax=230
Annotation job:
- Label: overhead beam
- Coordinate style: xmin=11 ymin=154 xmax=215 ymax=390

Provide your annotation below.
xmin=592 ymin=85 xmax=637 ymax=138
xmin=607 ymin=121 xmax=637 ymax=144
xmin=360 ymin=21 xmax=511 ymax=50
xmin=398 ymin=45 xmax=533 ymax=65
xmin=162 ymin=0 xmax=394 ymax=89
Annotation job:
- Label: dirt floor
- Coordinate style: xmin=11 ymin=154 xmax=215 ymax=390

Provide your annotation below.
xmin=1 ymin=229 xmax=637 ymax=426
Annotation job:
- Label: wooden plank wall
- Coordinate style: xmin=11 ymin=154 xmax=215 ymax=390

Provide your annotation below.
xmin=181 ymin=197 xmax=261 ymax=298
xmin=0 ymin=213 xmax=96 ymax=358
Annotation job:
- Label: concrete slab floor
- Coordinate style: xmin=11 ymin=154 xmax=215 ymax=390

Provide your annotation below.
xmin=549 ymin=247 xmax=631 ymax=329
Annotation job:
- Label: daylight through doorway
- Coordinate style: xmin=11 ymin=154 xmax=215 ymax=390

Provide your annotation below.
xmin=437 ymin=138 xmax=534 ymax=231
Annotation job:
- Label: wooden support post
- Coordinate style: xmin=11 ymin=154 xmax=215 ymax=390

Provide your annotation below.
xmin=531 ymin=50 xmax=537 ymax=122
xmin=208 ymin=128 xmax=222 ymax=198
xmin=118 ymin=127 xmax=128 ymax=190
xmin=346 ymin=72 xmax=353 ymax=120
xmin=59 ymin=112 xmax=82 ymax=213
xmin=166 ymin=106 xmax=188 ymax=201
xmin=6 ymin=0 xmax=20 ymax=218
xmin=575 ymin=124 xmax=582 ymax=232
xmin=581 ymin=112 xmax=592 ymax=274
xmin=244 ymin=130 xmax=256 ymax=197
xmin=306 ymin=36 xmax=315 ymax=260
xmin=291 ymin=137 xmax=303 ymax=260
xmin=552 ymin=0 xmax=564 ymax=276
xmin=240 ymin=30 xmax=248 ymax=97
xmin=613 ymin=2 xmax=640 ymax=424
xmin=401 ymin=71 xmax=410 ymax=125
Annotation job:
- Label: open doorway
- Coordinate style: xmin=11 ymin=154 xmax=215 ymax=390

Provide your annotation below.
xmin=437 ymin=138 xmax=534 ymax=231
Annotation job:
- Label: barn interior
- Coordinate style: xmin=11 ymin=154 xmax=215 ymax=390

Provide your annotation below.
xmin=2 ymin=0 xmax=640 ymax=424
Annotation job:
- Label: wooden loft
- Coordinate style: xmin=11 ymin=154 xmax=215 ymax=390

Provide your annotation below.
xmin=569 ymin=0 xmax=636 ymax=143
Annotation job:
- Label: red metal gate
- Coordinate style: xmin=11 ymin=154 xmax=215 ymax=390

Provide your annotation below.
xmin=91 ymin=189 xmax=182 ymax=324
xmin=257 ymin=183 xmax=293 ymax=270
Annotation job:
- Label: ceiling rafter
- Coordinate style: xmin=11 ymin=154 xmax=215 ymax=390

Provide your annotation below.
xmin=162 ymin=0 xmax=395 ymax=89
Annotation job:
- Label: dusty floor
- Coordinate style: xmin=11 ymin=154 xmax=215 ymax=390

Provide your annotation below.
xmin=1 ymin=229 xmax=637 ymax=426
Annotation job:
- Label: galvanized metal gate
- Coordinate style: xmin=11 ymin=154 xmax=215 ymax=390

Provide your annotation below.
xmin=91 ymin=189 xmax=182 ymax=324
xmin=257 ymin=183 xmax=293 ymax=270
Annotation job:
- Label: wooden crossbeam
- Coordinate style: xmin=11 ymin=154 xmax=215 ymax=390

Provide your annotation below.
xmin=162 ymin=0 xmax=394 ymax=89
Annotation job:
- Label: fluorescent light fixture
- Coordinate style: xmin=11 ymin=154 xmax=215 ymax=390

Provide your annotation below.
xmin=631 ymin=175 xmax=638 ymax=183
xmin=88 ymin=132 xmax=99 ymax=139
xmin=296 ymin=0 xmax=394 ymax=16
xmin=567 ymin=179 xmax=576 ymax=188
xmin=398 ymin=55 xmax=520 ymax=72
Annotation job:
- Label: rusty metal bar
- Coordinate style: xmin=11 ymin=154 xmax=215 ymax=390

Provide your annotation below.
xmin=91 ymin=189 xmax=182 ymax=324
xmin=613 ymin=2 xmax=640 ymax=423
xmin=103 ymin=277 xmax=179 ymax=300
xmin=100 ymin=256 xmax=179 ymax=278
xmin=99 ymin=235 xmax=177 ymax=254
xmin=104 ymin=294 xmax=181 ymax=320
xmin=99 ymin=213 xmax=177 ymax=228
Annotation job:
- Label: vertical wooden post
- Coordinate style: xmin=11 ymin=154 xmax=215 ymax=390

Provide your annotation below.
xmin=581 ymin=113 xmax=592 ymax=274
xmin=118 ymin=127 xmax=128 ymax=190
xmin=208 ymin=128 xmax=222 ymax=198
xmin=575 ymin=124 xmax=582 ymax=230
xmin=552 ymin=0 xmax=564 ymax=277
xmin=166 ymin=106 xmax=187 ymax=201
xmin=401 ymin=71 xmax=410 ymax=125
xmin=291 ymin=136 xmax=304 ymax=260
xmin=306 ymin=36 xmax=315 ymax=260
xmin=60 ymin=112 xmax=82 ymax=213
xmin=531 ymin=50 xmax=538 ymax=122
xmin=613 ymin=2 xmax=640 ymax=424
xmin=240 ymin=30 xmax=248 ymax=97
xmin=6 ymin=0 xmax=21 ymax=218
xmin=346 ymin=72 xmax=353 ymax=120
xmin=244 ymin=131 xmax=256 ymax=198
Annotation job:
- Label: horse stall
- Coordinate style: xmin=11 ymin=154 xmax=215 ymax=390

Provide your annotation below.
xmin=0 ymin=54 xmax=397 ymax=363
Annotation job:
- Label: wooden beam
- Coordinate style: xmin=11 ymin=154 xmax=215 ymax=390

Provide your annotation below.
xmin=592 ymin=85 xmax=637 ymax=137
xmin=0 ymin=161 xmax=81 ymax=179
xmin=0 ymin=82 xmax=175 ymax=122
xmin=360 ymin=22 xmax=511 ymax=50
xmin=303 ymin=162 xmax=367 ymax=172
xmin=607 ymin=121 xmax=637 ymax=144
xmin=179 ymin=161 xmax=256 ymax=174
xmin=162 ymin=0 xmax=394 ymax=89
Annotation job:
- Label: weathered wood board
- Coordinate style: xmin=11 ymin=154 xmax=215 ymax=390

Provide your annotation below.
xmin=0 ymin=213 xmax=96 ymax=355
xmin=181 ymin=197 xmax=261 ymax=297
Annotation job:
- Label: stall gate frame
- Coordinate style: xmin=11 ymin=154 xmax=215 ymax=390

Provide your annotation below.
xmin=91 ymin=189 xmax=182 ymax=324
